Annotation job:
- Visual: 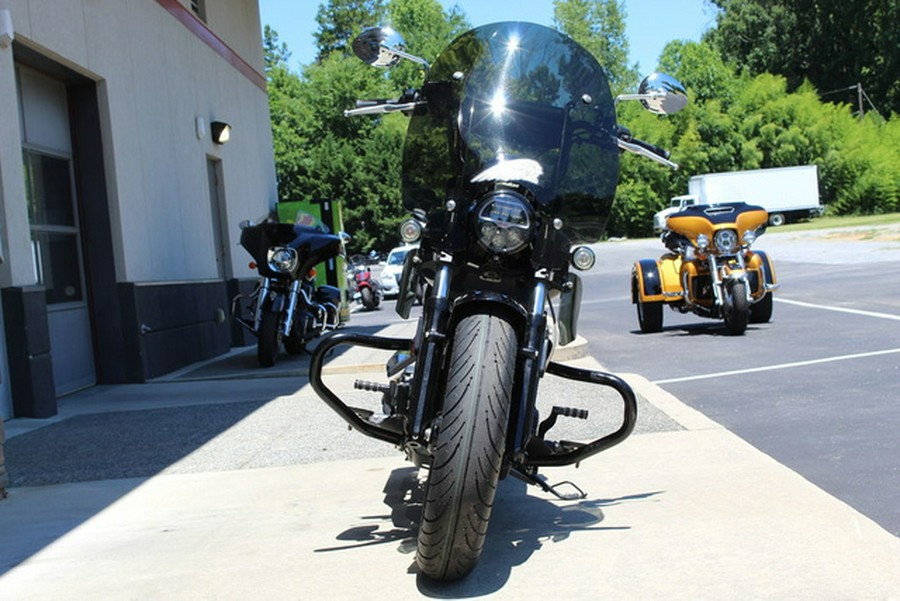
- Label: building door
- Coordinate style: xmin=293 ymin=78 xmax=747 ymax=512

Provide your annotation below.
xmin=208 ymin=157 xmax=231 ymax=280
xmin=18 ymin=66 xmax=96 ymax=396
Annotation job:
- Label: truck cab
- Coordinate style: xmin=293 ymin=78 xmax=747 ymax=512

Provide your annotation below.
xmin=653 ymin=194 xmax=700 ymax=232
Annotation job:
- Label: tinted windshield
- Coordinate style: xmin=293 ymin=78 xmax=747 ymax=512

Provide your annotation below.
xmin=402 ymin=22 xmax=619 ymax=243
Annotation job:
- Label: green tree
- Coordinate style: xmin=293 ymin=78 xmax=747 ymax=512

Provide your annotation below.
xmin=658 ymin=40 xmax=737 ymax=106
xmin=263 ymin=25 xmax=291 ymax=72
xmin=552 ymin=0 xmax=638 ymax=93
xmin=265 ymin=0 xmax=470 ymax=254
xmin=706 ymin=0 xmax=900 ymax=115
xmin=314 ymin=0 xmax=387 ymax=61
xmin=387 ymin=0 xmax=470 ymax=90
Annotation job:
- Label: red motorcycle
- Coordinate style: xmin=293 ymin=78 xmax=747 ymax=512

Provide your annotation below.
xmin=352 ymin=264 xmax=382 ymax=310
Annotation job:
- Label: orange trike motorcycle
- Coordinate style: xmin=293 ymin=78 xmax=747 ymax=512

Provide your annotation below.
xmin=632 ymin=202 xmax=777 ymax=335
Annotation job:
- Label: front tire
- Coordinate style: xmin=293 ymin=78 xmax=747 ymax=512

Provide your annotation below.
xmin=416 ymin=312 xmax=516 ymax=581
xmin=257 ymin=310 xmax=280 ymax=367
xmin=361 ymin=286 xmax=377 ymax=309
xmin=724 ymin=281 xmax=750 ymax=335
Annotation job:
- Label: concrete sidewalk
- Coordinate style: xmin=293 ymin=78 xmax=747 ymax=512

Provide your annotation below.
xmin=1 ymin=322 xmax=899 ymax=599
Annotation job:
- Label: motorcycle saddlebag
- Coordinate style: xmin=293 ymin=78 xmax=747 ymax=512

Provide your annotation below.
xmin=314 ymin=285 xmax=341 ymax=304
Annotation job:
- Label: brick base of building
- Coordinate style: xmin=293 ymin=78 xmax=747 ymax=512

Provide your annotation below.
xmin=0 ymin=419 xmax=7 ymax=499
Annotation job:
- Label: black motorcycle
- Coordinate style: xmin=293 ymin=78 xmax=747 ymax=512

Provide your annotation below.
xmin=309 ymin=22 xmax=687 ymax=580
xmin=233 ymin=217 xmax=345 ymax=367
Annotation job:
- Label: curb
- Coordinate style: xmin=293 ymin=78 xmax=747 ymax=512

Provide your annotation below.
xmin=551 ymin=335 xmax=589 ymax=362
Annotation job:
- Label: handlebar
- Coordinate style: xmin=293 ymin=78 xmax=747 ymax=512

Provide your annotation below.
xmin=629 ymin=137 xmax=670 ymax=160
xmin=344 ymin=91 xmax=423 ymax=117
xmin=615 ymin=126 xmax=678 ymax=169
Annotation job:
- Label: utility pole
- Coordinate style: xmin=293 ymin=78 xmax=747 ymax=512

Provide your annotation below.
xmin=857 ymin=83 xmax=865 ymax=120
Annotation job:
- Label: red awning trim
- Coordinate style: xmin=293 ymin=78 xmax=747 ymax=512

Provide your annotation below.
xmin=156 ymin=0 xmax=266 ymax=92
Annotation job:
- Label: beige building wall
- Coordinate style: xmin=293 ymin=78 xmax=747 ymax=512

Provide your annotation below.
xmin=0 ymin=0 xmax=277 ymax=419
xmin=0 ymin=0 xmax=274 ymax=285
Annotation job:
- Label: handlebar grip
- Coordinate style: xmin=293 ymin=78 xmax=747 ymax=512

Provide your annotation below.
xmin=355 ymin=99 xmax=394 ymax=108
xmin=629 ymin=137 xmax=670 ymax=160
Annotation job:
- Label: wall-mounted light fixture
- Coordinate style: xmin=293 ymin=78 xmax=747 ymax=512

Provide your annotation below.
xmin=210 ymin=121 xmax=231 ymax=145
xmin=0 ymin=9 xmax=14 ymax=48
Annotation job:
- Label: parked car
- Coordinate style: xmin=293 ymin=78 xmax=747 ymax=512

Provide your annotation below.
xmin=380 ymin=244 xmax=417 ymax=298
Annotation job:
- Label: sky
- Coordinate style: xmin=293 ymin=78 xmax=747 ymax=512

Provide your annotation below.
xmin=258 ymin=0 xmax=720 ymax=75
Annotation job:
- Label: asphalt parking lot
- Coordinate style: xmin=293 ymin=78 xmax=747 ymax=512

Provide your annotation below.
xmin=1 ymin=224 xmax=899 ymax=599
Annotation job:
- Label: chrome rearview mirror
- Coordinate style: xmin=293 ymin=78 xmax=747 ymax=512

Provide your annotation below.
xmin=352 ymin=27 xmax=430 ymax=75
xmin=616 ymin=73 xmax=688 ymax=115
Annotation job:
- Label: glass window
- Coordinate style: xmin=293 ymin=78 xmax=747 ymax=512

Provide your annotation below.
xmin=191 ymin=0 xmax=207 ymax=22
xmin=31 ymin=231 xmax=83 ymax=304
xmin=23 ymin=150 xmax=76 ymax=226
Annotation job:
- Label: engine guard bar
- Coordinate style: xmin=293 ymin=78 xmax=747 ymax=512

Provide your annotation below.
xmin=309 ymin=332 xmax=637 ymax=464
xmin=308 ymin=331 xmax=410 ymax=445
xmin=524 ymin=361 xmax=638 ymax=467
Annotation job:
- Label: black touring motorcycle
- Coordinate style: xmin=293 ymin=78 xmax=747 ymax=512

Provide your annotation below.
xmin=234 ymin=217 xmax=344 ymax=367
xmin=310 ymin=22 xmax=687 ymax=580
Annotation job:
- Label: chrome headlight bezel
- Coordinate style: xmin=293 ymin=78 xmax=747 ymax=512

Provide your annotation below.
xmin=571 ymin=245 xmax=596 ymax=271
xmin=742 ymin=229 xmax=757 ymax=247
xmin=399 ymin=219 xmax=423 ymax=243
xmin=714 ymin=229 xmax=739 ymax=253
xmin=696 ymin=233 xmax=710 ymax=251
xmin=475 ymin=190 xmax=534 ymax=254
xmin=267 ymin=246 xmax=299 ymax=274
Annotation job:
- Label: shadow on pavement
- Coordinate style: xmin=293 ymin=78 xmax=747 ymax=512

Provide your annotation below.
xmin=312 ymin=465 xmax=662 ymax=596
xmin=0 ymin=322 xmax=394 ymax=576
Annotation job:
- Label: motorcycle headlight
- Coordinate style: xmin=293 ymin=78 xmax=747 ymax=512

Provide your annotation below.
xmin=267 ymin=246 xmax=298 ymax=273
xmin=475 ymin=190 xmax=534 ymax=254
xmin=714 ymin=229 xmax=739 ymax=253
xmin=399 ymin=219 xmax=423 ymax=243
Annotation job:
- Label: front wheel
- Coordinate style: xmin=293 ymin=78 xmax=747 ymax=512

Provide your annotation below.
xmin=416 ymin=312 xmax=516 ymax=581
xmin=257 ymin=310 xmax=281 ymax=367
xmin=723 ymin=281 xmax=750 ymax=335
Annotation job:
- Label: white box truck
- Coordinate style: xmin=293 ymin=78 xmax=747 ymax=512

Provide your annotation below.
xmin=653 ymin=165 xmax=824 ymax=231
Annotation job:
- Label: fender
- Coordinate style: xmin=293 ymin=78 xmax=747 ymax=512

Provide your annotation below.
xmin=751 ymin=250 xmax=777 ymax=287
xmin=449 ymin=290 xmax=528 ymax=326
xmin=557 ymin=273 xmax=582 ymax=346
xmin=632 ymin=259 xmax=664 ymax=302
xmin=395 ymin=249 xmax=421 ymax=319
xmin=263 ymin=291 xmax=287 ymax=314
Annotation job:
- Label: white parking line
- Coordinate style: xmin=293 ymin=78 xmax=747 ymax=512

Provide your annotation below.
xmin=775 ymin=298 xmax=900 ymax=321
xmin=653 ymin=348 xmax=900 ymax=385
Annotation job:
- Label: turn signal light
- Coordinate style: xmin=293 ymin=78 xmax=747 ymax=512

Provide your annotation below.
xmin=249 ymin=261 xmax=257 ymax=269
xmin=570 ymin=246 xmax=596 ymax=271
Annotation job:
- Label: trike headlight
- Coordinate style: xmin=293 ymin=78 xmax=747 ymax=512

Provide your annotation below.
xmin=714 ymin=229 xmax=739 ymax=253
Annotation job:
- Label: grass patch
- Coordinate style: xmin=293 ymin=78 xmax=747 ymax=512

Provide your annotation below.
xmin=776 ymin=213 xmax=900 ymax=232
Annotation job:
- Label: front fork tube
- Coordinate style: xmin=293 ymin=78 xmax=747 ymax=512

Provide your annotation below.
xmin=407 ymin=262 xmax=452 ymax=442
xmin=511 ymin=279 xmax=550 ymax=463
xmin=708 ymin=254 xmax=750 ymax=307
xmin=281 ymin=279 xmax=302 ymax=337
xmin=253 ymin=277 xmax=272 ymax=331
